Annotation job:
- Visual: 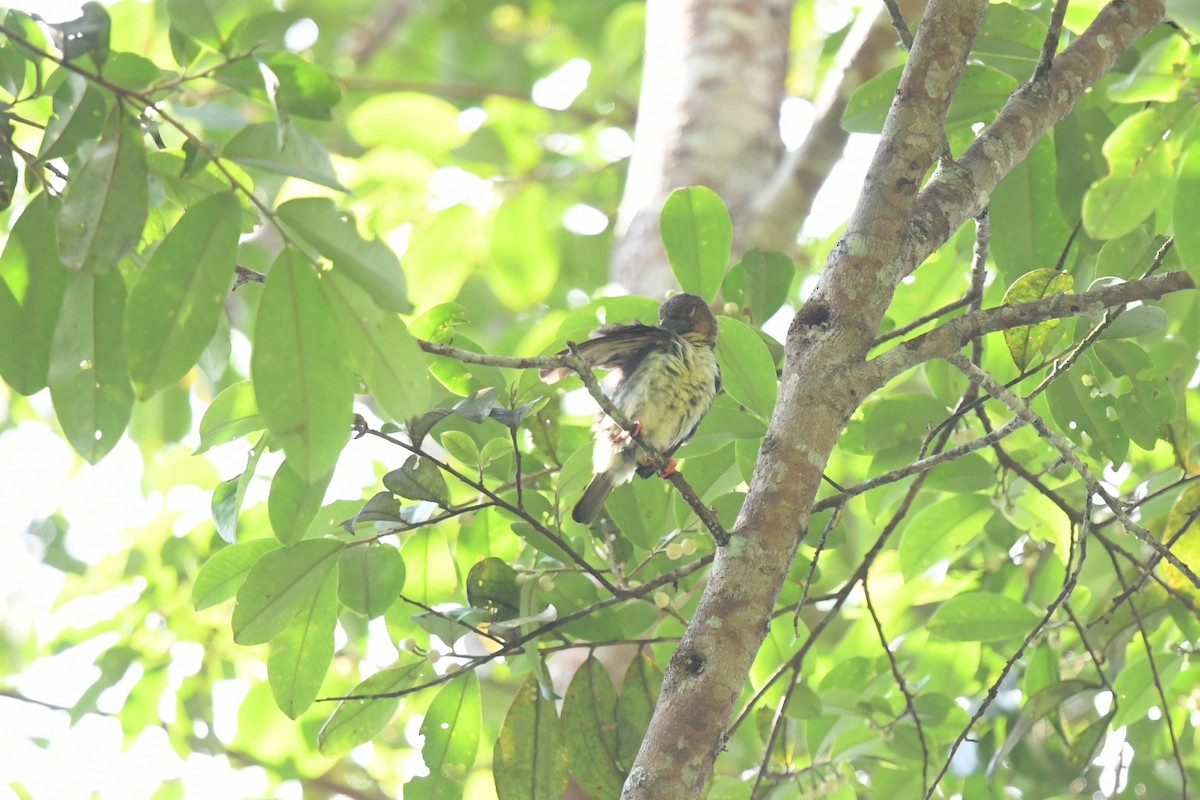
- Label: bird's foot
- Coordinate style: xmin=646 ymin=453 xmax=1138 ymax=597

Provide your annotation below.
xmin=610 ymin=420 xmax=644 ymax=444
xmin=644 ymin=457 xmax=677 ymax=478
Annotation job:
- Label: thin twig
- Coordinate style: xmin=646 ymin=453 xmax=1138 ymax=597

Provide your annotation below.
xmin=361 ymin=425 xmax=621 ymax=595
xmin=319 ymin=553 xmax=714 ymax=703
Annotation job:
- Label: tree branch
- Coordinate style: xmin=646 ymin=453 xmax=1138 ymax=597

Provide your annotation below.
xmin=905 ymin=0 xmax=1167 ymax=273
xmin=864 ymin=270 xmax=1195 ymax=388
xmin=943 ymin=352 xmax=1200 ymax=591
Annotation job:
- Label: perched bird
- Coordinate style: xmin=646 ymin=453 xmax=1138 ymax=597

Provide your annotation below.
xmin=541 ymin=293 xmax=721 ymax=524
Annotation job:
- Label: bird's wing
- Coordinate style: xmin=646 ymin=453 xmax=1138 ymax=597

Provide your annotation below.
xmin=539 ymin=323 xmax=678 ymax=383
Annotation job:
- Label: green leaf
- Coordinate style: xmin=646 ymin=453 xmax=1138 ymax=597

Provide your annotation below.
xmin=1172 ymin=141 xmax=1200 ymax=268
xmin=489 ymin=185 xmax=559 ymax=310
xmin=347 ymin=92 xmax=470 ymax=156
xmin=927 ymin=592 xmax=1039 ymax=642
xmin=465 ymin=557 xmax=521 ymax=622
xmin=49 ymin=2 xmax=110 ymax=64
xmin=844 ymin=65 xmax=1017 ymax=136
xmin=401 ymin=528 xmax=459 ymax=606
xmin=493 ymin=676 xmax=569 ymax=800
xmin=721 ymin=249 xmax=794 ymax=325
xmin=1111 ymin=653 xmax=1183 ymax=728
xmin=340 ymin=491 xmax=403 ymax=534
xmin=1162 ymin=482 xmax=1200 ymax=598
xmin=412 ymin=606 xmax=490 ymax=646
xmin=223 ymin=121 xmax=346 ymax=191
xmin=990 ymin=139 xmax=1072 ymax=284
xmin=987 ymin=679 xmax=1095 ymax=781
xmin=0 ymin=193 xmax=68 ymax=395
xmin=320 ymin=269 xmax=429 ymax=424
xmin=1047 ymin=368 xmax=1128 ymax=464
xmin=409 ymin=302 xmax=467 ymax=344
xmin=251 ymin=250 xmax=355 ymax=484
xmin=608 ymin=477 xmax=672 ymax=551
xmin=317 ymin=657 xmax=427 ymax=757
xmin=383 ymin=457 xmax=450 ymax=506
xmin=1117 ymin=377 xmax=1175 ymax=450
xmin=1001 ymin=269 xmax=1074 ymax=370
xmin=615 ymin=652 xmax=662 ymax=771
xmin=715 ymin=316 xmax=778 ymax=421
xmin=0 ymin=13 xmax=33 ymax=98
xmin=898 ymin=494 xmax=994 ymax=580
xmin=268 ymin=460 xmax=332 ymax=545
xmin=1098 ymin=303 xmax=1169 ymax=340
xmin=1082 ymin=105 xmax=1183 ymax=240
xmin=47 ymin=269 xmax=134 ymax=463
xmin=407 ymin=674 xmax=481 ymax=799
xmin=440 ymin=430 xmax=480 ymax=466
xmin=196 ymin=380 xmax=262 ymax=453
xmin=338 ymin=543 xmax=405 ymax=618
xmin=973 ymin=3 xmax=1047 ymax=80
xmin=561 ymin=657 xmax=624 ymax=799
xmin=211 ymin=434 xmax=264 ymax=544
xmin=268 ymin=570 xmax=337 ymax=718
xmin=925 ymin=452 xmax=996 ymax=493
xmin=231 ymin=537 xmax=344 ymax=645
xmin=278 ymin=197 xmax=409 ymax=313
xmin=166 ymin=0 xmax=230 ymax=49
xmin=125 ymin=192 xmax=241 ymax=398
xmin=261 ymin=53 xmax=341 ymax=120
xmin=660 ymin=186 xmax=731 ymax=302
xmin=191 ymin=538 xmax=282 ymax=611
xmin=1107 ymin=35 xmax=1193 ymax=103
xmin=57 ymin=111 xmax=148 ymax=273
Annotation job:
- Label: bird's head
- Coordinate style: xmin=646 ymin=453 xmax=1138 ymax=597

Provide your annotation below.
xmin=659 ymin=293 xmax=718 ymax=347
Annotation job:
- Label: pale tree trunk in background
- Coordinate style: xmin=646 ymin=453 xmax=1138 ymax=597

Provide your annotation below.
xmin=610 ymin=0 xmax=921 ymax=294
xmin=611 ymin=0 xmax=792 ymax=296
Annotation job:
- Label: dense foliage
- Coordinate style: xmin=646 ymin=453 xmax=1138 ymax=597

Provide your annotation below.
xmin=1 ymin=0 xmax=1198 ymax=798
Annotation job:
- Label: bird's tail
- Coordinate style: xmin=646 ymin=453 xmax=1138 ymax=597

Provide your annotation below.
xmin=572 ymin=472 xmax=618 ymax=524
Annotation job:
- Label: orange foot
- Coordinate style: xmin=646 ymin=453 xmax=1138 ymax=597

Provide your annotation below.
xmin=643 ymin=457 xmax=677 ymax=477
xmin=611 ymin=420 xmax=644 ymax=444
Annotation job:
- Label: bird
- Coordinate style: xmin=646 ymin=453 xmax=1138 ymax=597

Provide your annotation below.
xmin=540 ymin=293 xmax=721 ymax=525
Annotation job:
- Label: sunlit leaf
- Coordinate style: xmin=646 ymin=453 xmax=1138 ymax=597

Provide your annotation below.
xmin=191 ymin=538 xmax=282 ymax=611
xmin=660 ymin=186 xmax=731 ymax=303
xmin=899 ymin=494 xmax=994 ymax=580
xmin=279 ymin=197 xmax=409 ymax=312
xmin=57 ymin=110 xmax=148 ymax=273
xmin=407 ymin=674 xmax=481 ymax=799
xmin=196 ymin=381 xmax=262 ymax=453
xmin=47 ymin=269 xmax=134 ymax=463
xmin=317 ymin=657 xmax=427 ymax=756
xmin=320 ymin=269 xmax=429 ymax=424
xmin=268 ymin=571 xmax=337 ymax=718
xmin=338 ymin=543 xmax=405 ymax=618
xmin=1161 ymin=481 xmax=1200 ymax=598
xmin=1001 ymin=268 xmax=1074 ymax=370
xmin=251 ymin=250 xmax=355 ymax=484
xmin=125 ymin=192 xmax=241 ymax=399
xmin=0 ymin=193 xmax=68 ymax=394
xmin=232 ymin=537 xmax=344 ymax=645
xmin=223 ymin=121 xmax=347 ymax=191
xmin=715 ymin=316 xmax=778 ymax=421
xmin=927 ymin=592 xmax=1039 ymax=642
xmin=268 ymin=460 xmax=332 ymax=545
xmin=1083 ymin=104 xmax=1186 ymax=240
